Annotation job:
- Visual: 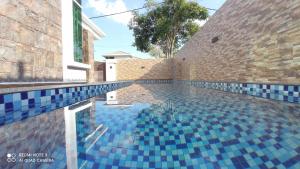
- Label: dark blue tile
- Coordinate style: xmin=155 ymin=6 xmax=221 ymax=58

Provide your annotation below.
xmin=51 ymin=96 xmax=56 ymax=101
xmin=296 ymin=146 xmax=300 ymax=153
xmin=261 ymin=155 xmax=269 ymax=162
xmin=209 ymin=138 xmax=220 ymax=144
xmin=105 ymin=165 xmax=112 ymax=169
xmin=216 ymin=154 xmax=223 ymax=160
xmin=113 ymin=159 xmax=119 ymax=165
xmin=222 ymin=139 xmax=239 ymax=146
xmin=0 ymin=95 xmax=4 ymax=104
xmin=21 ymin=92 xmax=28 ymax=100
xmin=5 ymin=102 xmax=13 ymax=110
xmin=41 ymin=90 xmax=46 ymax=97
xmin=271 ymin=159 xmax=280 ymax=165
xmin=283 ymin=155 xmax=300 ymax=168
xmin=92 ymin=163 xmax=99 ymax=169
xmin=149 ymin=162 xmax=155 ymax=168
xmin=231 ymin=156 xmax=249 ymax=168
xmin=176 ymin=144 xmax=188 ymax=149
xmin=219 ymin=147 xmax=225 ymax=153
xmin=172 ymin=155 xmax=179 ymax=161
xmin=29 ymin=98 xmax=35 ymax=105
xmin=259 ymin=163 xmax=268 ymax=169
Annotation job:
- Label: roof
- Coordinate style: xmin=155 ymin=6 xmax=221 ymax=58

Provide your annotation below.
xmin=103 ymin=51 xmax=133 ymax=57
xmin=82 ymin=13 xmax=105 ymax=40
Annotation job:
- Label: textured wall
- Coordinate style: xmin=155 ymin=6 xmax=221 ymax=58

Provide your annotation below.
xmin=0 ymin=0 xmax=63 ymax=82
xmin=83 ymin=29 xmax=95 ymax=83
xmin=175 ymin=0 xmax=300 ymax=84
xmin=116 ymin=59 xmax=173 ymax=80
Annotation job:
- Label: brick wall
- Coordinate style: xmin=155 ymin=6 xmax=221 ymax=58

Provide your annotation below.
xmin=116 ymin=59 xmax=173 ymax=81
xmin=0 ymin=0 xmax=63 ymax=82
xmin=175 ymin=0 xmax=300 ymax=84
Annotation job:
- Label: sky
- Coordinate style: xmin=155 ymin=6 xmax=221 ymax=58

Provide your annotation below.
xmin=82 ymin=0 xmax=227 ymax=61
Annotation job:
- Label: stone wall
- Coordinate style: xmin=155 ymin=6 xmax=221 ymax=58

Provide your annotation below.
xmin=116 ymin=59 xmax=173 ymax=81
xmin=175 ymin=0 xmax=300 ymax=84
xmin=0 ymin=0 xmax=63 ymax=82
xmin=83 ymin=29 xmax=95 ymax=83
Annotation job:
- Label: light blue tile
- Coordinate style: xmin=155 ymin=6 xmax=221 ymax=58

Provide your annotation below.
xmin=13 ymin=93 xmax=21 ymax=101
xmin=4 ymin=94 xmax=13 ymax=102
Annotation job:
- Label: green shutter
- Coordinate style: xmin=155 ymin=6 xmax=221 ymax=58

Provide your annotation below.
xmin=73 ymin=2 xmax=83 ymax=63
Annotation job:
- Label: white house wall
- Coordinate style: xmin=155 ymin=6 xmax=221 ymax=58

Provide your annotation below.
xmin=106 ymin=60 xmax=117 ymax=81
xmin=61 ymin=0 xmax=75 ymax=82
xmin=61 ymin=0 xmax=90 ymax=82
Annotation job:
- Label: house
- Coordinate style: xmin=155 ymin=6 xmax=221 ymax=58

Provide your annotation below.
xmin=103 ymin=51 xmax=139 ymax=81
xmin=0 ymin=0 xmax=105 ymax=84
xmin=102 ymin=51 xmax=136 ymax=60
xmin=61 ymin=0 xmax=105 ymax=82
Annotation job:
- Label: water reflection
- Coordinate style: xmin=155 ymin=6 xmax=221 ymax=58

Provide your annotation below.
xmin=64 ymin=100 xmax=95 ymax=169
xmin=0 ymin=84 xmax=299 ymax=169
xmin=0 ymin=107 xmax=66 ymax=169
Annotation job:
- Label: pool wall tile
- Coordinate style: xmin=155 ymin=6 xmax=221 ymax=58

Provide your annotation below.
xmin=176 ymin=80 xmax=300 ymax=104
xmin=0 ymin=81 xmax=132 ymax=126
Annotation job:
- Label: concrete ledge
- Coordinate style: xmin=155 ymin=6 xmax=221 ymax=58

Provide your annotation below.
xmin=0 ymin=81 xmax=85 ymax=88
xmin=67 ymin=62 xmax=91 ymax=70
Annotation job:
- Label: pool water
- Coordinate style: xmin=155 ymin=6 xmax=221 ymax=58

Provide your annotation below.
xmin=0 ymin=83 xmax=299 ymax=169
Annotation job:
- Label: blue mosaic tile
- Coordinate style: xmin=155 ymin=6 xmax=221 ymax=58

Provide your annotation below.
xmin=175 ymin=80 xmax=300 ymax=104
xmin=0 ymin=82 xmax=132 ymax=126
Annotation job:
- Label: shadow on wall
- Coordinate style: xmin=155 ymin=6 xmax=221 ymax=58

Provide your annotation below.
xmin=94 ymin=62 xmax=106 ymax=82
xmin=0 ymin=61 xmax=63 ymax=83
xmin=173 ymin=57 xmax=188 ymax=80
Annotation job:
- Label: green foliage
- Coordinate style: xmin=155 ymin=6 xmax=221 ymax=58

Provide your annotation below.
xmin=129 ymin=0 xmax=208 ymax=58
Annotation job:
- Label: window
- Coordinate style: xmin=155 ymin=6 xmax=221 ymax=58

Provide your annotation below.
xmin=73 ymin=1 xmax=83 ymax=62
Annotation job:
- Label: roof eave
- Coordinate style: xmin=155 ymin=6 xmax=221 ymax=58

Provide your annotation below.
xmin=82 ymin=13 xmax=106 ymax=40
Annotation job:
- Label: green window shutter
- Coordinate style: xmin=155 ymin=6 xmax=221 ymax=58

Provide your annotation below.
xmin=73 ymin=2 xmax=83 ymax=63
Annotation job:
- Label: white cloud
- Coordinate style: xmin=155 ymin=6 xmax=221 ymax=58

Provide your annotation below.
xmin=87 ymin=0 xmax=133 ymax=25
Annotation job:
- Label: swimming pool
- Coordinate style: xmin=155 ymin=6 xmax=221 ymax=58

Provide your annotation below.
xmin=1 ymin=83 xmax=299 ymax=169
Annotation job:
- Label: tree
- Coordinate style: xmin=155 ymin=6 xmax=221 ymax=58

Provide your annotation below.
xmin=129 ymin=0 xmax=208 ymax=58
xmin=148 ymin=45 xmax=165 ymax=58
